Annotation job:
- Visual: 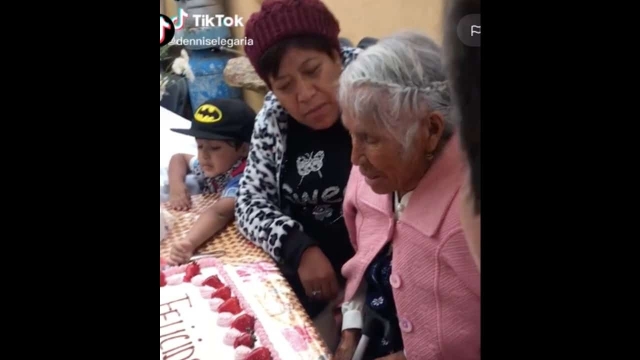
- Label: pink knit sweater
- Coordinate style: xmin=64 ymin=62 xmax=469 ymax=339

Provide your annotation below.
xmin=342 ymin=136 xmax=480 ymax=360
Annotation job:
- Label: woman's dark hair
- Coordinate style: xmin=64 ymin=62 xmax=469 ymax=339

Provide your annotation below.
xmin=444 ymin=0 xmax=481 ymax=214
xmin=257 ymin=35 xmax=339 ymax=84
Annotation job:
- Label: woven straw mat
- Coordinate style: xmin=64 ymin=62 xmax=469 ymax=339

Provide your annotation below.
xmin=160 ymin=194 xmax=271 ymax=264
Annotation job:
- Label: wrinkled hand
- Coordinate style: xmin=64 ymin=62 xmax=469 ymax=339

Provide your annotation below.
xmin=375 ymin=351 xmax=406 ymax=360
xmin=169 ymin=184 xmax=191 ymax=211
xmin=297 ymin=246 xmax=339 ymax=301
xmin=168 ymin=239 xmax=195 ymax=265
xmin=334 ymin=330 xmax=360 ymax=360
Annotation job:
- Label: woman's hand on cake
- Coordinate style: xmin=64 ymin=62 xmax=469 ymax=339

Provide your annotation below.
xmin=334 ymin=329 xmax=360 ymax=360
xmin=298 ymin=246 xmax=339 ymax=301
xmin=169 ymin=183 xmax=192 ymax=211
xmin=168 ymin=239 xmax=195 ymax=265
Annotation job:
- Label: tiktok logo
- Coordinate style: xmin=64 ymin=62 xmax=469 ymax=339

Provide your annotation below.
xmin=160 ymin=14 xmax=176 ymax=46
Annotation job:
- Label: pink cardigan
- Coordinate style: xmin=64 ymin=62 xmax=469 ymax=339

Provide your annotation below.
xmin=342 ymin=136 xmax=480 ymax=360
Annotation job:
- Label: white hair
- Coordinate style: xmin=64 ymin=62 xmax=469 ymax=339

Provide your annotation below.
xmin=339 ymin=31 xmax=453 ymax=151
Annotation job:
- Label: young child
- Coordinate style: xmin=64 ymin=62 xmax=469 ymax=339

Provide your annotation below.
xmin=165 ymin=98 xmax=256 ymax=265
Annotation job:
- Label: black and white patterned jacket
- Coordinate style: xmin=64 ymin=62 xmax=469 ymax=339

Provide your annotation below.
xmin=235 ymin=46 xmax=361 ymax=262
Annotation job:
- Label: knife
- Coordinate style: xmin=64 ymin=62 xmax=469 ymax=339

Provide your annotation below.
xmin=190 ymin=250 xmax=226 ymax=261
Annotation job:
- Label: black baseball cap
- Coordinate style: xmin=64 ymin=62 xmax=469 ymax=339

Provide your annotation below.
xmin=171 ymin=98 xmax=256 ymax=143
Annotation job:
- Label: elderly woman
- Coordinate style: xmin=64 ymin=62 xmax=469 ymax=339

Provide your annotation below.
xmin=334 ymin=31 xmax=480 ymax=360
xmin=235 ymin=0 xmax=360 ymax=350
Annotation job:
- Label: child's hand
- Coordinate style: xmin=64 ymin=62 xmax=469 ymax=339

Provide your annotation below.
xmin=168 ymin=239 xmax=195 ymax=265
xmin=169 ymin=184 xmax=191 ymax=211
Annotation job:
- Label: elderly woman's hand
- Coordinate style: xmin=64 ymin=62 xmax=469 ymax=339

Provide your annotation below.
xmin=297 ymin=246 xmax=339 ymax=301
xmin=334 ymin=329 xmax=360 ymax=360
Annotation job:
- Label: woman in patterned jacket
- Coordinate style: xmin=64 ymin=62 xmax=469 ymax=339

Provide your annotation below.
xmin=235 ymin=0 xmax=360 ymax=350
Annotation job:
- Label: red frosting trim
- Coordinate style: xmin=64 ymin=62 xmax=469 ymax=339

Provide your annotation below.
xmin=208 ymin=259 xmax=281 ymax=360
xmin=160 ymin=258 xmax=281 ymax=360
xmin=163 ymin=263 xmax=189 ymax=277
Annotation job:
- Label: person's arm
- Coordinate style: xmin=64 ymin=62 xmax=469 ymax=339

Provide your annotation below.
xmin=343 ymin=166 xmax=362 ymax=251
xmin=168 ymin=153 xmax=194 ymax=187
xmin=340 ymin=166 xmax=365 ymax=331
xmin=335 ymin=283 xmax=366 ymax=360
xmin=341 ymin=282 xmax=366 ymax=332
xmin=167 ymin=154 xmax=197 ymax=210
xmin=184 ymin=172 xmax=243 ymax=248
xmin=334 ymin=168 xmax=366 ymax=359
xmin=234 ymin=94 xmax=309 ymax=263
xmin=183 ymin=197 xmax=235 ymax=249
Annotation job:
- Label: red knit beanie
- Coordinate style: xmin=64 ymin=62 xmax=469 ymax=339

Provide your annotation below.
xmin=244 ymin=0 xmax=341 ymax=82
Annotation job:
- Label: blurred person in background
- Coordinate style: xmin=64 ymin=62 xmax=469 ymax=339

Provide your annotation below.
xmin=444 ymin=0 xmax=481 ymax=270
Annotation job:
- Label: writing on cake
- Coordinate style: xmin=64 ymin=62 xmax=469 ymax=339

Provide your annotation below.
xmin=160 ymin=289 xmax=205 ymax=360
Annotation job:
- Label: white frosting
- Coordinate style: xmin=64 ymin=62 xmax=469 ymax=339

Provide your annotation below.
xmin=160 ymin=267 xmax=255 ymax=360
xmin=160 ymin=282 xmax=234 ymax=360
xmin=161 ymin=265 xmax=320 ymax=360
xmin=223 ymin=265 xmax=303 ymax=360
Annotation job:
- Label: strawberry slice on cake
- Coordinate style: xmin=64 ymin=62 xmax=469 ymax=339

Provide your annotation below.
xmin=218 ymin=297 xmax=242 ymax=315
xmin=212 ymin=286 xmax=232 ymax=300
xmin=202 ymin=275 xmax=224 ymax=289
xmin=234 ymin=333 xmax=256 ymax=349
xmin=231 ymin=314 xmax=256 ymax=333
xmin=183 ymin=262 xmax=201 ymax=282
xmin=246 ymin=347 xmax=272 ymax=360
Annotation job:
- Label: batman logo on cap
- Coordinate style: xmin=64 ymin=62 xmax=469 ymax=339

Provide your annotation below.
xmin=194 ymin=104 xmax=223 ymax=123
